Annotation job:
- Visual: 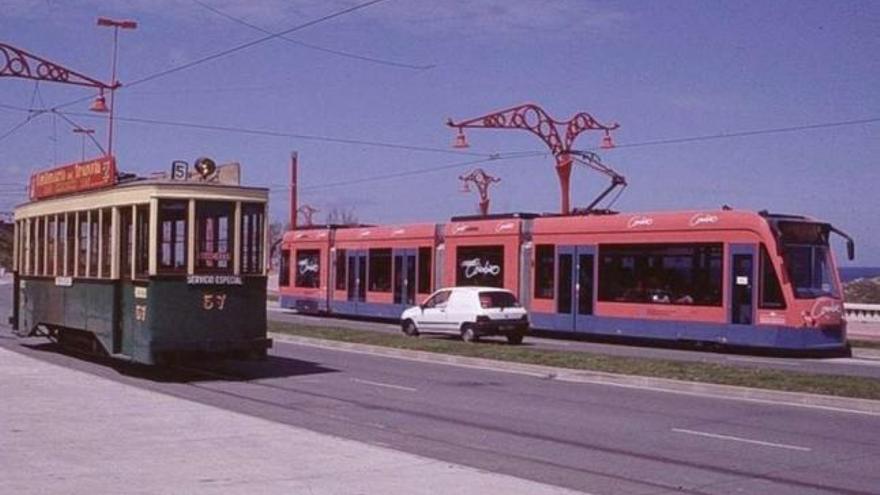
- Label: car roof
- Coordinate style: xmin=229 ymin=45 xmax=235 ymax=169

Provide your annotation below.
xmin=436 ymin=286 xmax=514 ymax=293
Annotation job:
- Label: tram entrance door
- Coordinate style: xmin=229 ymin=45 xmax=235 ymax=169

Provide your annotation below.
xmin=730 ymin=245 xmax=756 ymax=325
xmin=556 ymin=245 xmax=595 ymax=331
xmin=346 ymin=250 xmax=367 ymax=309
xmin=393 ymin=249 xmax=416 ymax=306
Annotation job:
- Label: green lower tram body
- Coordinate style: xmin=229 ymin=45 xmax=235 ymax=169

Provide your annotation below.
xmin=13 ymin=275 xmax=271 ymax=365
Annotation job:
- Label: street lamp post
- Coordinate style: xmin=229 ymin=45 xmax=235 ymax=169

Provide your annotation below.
xmin=96 ymin=17 xmax=137 ymax=157
xmin=72 ymin=127 xmax=95 ymax=161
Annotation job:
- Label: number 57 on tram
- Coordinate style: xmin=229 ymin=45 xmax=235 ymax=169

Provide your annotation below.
xmin=10 ymin=157 xmax=271 ymax=365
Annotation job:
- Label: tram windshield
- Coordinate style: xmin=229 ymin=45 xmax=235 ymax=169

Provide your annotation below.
xmin=776 ymin=221 xmax=840 ymax=299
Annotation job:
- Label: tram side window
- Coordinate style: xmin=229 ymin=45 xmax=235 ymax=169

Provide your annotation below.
xmin=598 ymin=243 xmax=723 ymax=306
xmin=418 ymin=247 xmax=431 ymax=293
xmin=295 ymin=249 xmax=320 ymax=288
xmin=47 ymin=216 xmax=56 ymax=276
xmin=65 ymin=214 xmax=75 ymax=276
xmin=195 ymin=201 xmax=233 ymax=273
xmin=456 ymin=245 xmax=504 ymax=288
xmin=100 ymin=208 xmax=112 ymax=277
xmin=759 ymin=245 xmax=786 ymax=309
xmin=241 ymin=203 xmax=264 ymax=274
xmin=120 ymin=207 xmax=133 ymax=279
xmin=77 ymin=214 xmax=89 ymax=277
xmin=135 ymin=205 xmax=150 ymax=278
xmin=279 ymin=248 xmax=291 ymax=287
xmin=534 ymin=244 xmax=555 ymax=299
xmin=368 ymin=248 xmax=392 ymax=292
xmin=158 ymin=200 xmax=188 ymax=273
xmin=335 ymin=249 xmax=346 ymax=290
xmin=89 ymin=210 xmax=99 ymax=277
xmin=33 ymin=217 xmax=42 ymax=276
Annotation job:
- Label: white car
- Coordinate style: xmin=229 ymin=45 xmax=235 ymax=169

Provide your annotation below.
xmin=400 ymin=286 xmax=529 ymax=344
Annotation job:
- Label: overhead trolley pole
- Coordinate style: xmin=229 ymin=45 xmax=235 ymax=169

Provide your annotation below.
xmin=447 ymin=103 xmax=619 ymax=215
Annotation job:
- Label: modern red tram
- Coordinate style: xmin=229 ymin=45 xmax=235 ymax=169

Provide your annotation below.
xmin=279 ymin=209 xmax=854 ymax=351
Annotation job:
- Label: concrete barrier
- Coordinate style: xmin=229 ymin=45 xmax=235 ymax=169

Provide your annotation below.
xmin=845 ymin=303 xmax=880 ymax=323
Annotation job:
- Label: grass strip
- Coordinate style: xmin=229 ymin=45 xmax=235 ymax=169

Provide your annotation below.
xmin=269 ymin=321 xmax=880 ymax=401
xmin=851 ymin=339 xmax=880 ymax=350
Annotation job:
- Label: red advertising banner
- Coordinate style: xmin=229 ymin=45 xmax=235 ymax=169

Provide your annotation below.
xmin=29 ymin=156 xmax=117 ymax=200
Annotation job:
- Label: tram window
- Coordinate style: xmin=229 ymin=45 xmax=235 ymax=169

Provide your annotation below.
xmin=295 ymin=249 xmax=320 ymax=288
xmin=195 ymin=201 xmax=233 ymax=273
xmin=120 ymin=207 xmax=133 ymax=280
xmin=135 ymin=205 xmax=149 ymax=278
xmin=100 ymin=208 xmax=112 ymax=277
xmin=368 ymin=248 xmax=392 ymax=292
xmin=598 ymin=243 xmax=722 ymax=306
xmin=335 ymin=249 xmax=346 ymax=290
xmin=158 ymin=200 xmax=188 ymax=272
xmin=65 ymin=214 xmax=75 ymax=276
xmin=456 ymin=245 xmax=504 ymax=288
xmin=33 ymin=217 xmax=42 ymax=276
xmin=89 ymin=210 xmax=99 ymax=277
xmin=77 ymin=213 xmax=89 ymax=277
xmin=59 ymin=214 xmax=68 ymax=276
xmin=279 ymin=249 xmax=291 ymax=287
xmin=534 ymin=244 xmax=555 ymax=299
xmin=240 ymin=203 xmax=264 ymax=274
xmin=418 ymin=247 xmax=431 ymax=293
xmin=47 ymin=216 xmax=56 ymax=276
xmin=759 ymin=245 xmax=786 ymax=309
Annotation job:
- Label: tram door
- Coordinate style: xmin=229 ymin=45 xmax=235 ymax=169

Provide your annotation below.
xmin=557 ymin=245 xmax=596 ymax=331
xmin=393 ymin=249 xmax=417 ymax=306
xmin=346 ymin=250 xmax=367 ymax=308
xmin=730 ymin=245 xmax=756 ymax=325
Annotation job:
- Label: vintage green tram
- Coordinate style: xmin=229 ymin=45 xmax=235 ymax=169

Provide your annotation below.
xmin=10 ymin=157 xmax=271 ymax=364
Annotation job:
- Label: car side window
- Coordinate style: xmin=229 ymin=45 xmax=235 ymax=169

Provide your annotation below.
xmin=424 ymin=290 xmax=451 ymax=309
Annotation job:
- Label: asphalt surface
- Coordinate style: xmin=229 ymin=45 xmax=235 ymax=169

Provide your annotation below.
xmin=3 ymin=285 xmax=880 ymax=494
xmin=267 ymin=304 xmax=880 ymax=379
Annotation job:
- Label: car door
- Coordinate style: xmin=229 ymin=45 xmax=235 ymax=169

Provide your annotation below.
xmin=418 ymin=290 xmax=451 ymax=331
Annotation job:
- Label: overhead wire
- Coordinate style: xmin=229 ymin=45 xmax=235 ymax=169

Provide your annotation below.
xmin=126 ymin=0 xmax=389 ymax=89
xmin=191 ymin=0 xmax=434 ymax=71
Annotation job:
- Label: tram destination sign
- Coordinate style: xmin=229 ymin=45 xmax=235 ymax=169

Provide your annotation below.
xmin=187 ymin=274 xmax=243 ymax=286
xmin=29 ymin=156 xmax=117 ymax=200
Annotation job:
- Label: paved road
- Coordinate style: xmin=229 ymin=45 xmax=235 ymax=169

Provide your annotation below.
xmin=267 ymin=305 xmax=880 ymax=379
xmin=3 ymin=285 xmax=880 ymax=494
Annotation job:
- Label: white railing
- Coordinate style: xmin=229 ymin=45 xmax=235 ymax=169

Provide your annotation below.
xmin=845 ymin=303 xmax=880 ymax=323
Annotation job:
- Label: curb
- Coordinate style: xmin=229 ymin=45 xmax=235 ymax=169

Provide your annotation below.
xmin=270 ymin=332 xmax=880 ymax=417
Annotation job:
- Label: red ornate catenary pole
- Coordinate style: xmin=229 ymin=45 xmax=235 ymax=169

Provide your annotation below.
xmin=297 ymin=204 xmax=319 ymax=227
xmin=447 ymin=103 xmax=618 ymax=215
xmin=0 ymin=42 xmax=116 ymax=89
xmin=459 ymin=168 xmax=500 ymax=217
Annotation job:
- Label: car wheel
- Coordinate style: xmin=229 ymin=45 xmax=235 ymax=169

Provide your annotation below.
xmin=506 ymin=333 xmax=524 ymax=345
xmin=401 ymin=319 xmax=419 ymax=337
xmin=461 ymin=324 xmax=477 ymax=343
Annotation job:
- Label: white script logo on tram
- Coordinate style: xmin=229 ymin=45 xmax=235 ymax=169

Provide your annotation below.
xmin=495 ymin=222 xmax=515 ymax=233
xmin=298 ymin=258 xmax=320 ymax=275
xmin=460 ymin=258 xmax=501 ymax=279
xmin=689 ymin=213 xmax=719 ymax=227
xmin=627 ymin=216 xmax=654 ymax=229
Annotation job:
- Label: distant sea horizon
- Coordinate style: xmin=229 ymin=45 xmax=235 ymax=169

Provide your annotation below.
xmin=839 ymin=267 xmax=880 ymax=283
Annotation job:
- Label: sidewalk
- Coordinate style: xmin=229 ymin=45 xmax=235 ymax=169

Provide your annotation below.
xmin=0 ymin=347 xmax=583 ymax=495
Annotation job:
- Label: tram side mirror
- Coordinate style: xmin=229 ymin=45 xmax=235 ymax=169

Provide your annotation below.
xmin=847 ymin=239 xmax=855 ymax=261
xmin=194 ymin=157 xmax=217 ymax=180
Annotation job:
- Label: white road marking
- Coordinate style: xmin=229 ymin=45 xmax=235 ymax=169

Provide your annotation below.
xmin=821 ymin=358 xmax=880 ymax=367
xmin=352 ymin=378 xmax=417 ymax=392
xmin=672 ymin=428 xmax=811 ymax=452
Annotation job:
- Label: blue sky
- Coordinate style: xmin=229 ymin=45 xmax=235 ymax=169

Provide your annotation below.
xmin=1 ymin=0 xmax=878 ymax=265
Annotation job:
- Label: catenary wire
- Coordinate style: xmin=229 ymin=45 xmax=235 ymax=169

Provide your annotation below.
xmin=191 ymin=0 xmax=434 ymax=71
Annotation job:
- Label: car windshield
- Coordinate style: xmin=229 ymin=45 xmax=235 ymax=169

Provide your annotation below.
xmin=783 ymin=244 xmax=839 ymax=299
xmin=478 ymin=291 xmax=520 ymax=309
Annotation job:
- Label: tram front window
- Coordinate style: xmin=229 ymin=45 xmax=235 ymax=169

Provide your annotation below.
xmin=196 ymin=201 xmax=233 ymax=273
xmin=158 ymin=200 xmax=188 ymax=272
xmin=784 ymin=245 xmax=839 ymax=299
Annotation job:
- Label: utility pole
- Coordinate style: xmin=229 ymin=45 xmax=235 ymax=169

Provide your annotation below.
xmin=448 ymin=103 xmax=618 ymax=215
xmin=290 ymin=152 xmax=298 ymax=230
xmin=459 ymin=168 xmax=500 ymax=217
